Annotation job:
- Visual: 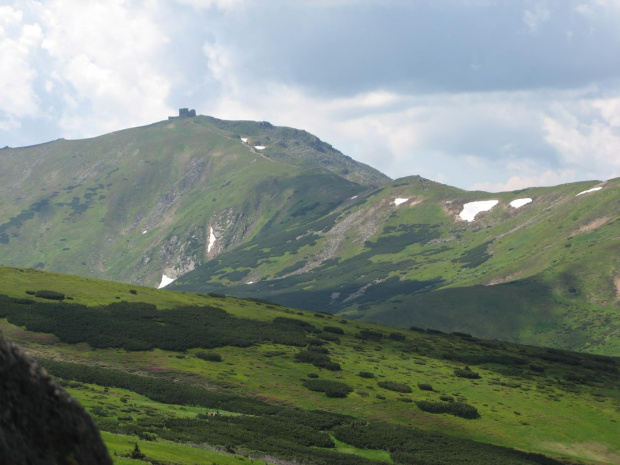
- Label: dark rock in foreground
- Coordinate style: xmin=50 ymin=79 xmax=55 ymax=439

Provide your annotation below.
xmin=0 ymin=331 xmax=112 ymax=465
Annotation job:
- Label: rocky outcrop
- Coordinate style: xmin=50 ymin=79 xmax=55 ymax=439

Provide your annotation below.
xmin=0 ymin=331 xmax=112 ymax=465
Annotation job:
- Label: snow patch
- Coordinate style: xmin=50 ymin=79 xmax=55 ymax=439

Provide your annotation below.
xmin=394 ymin=198 xmax=409 ymax=206
xmin=459 ymin=200 xmax=499 ymax=222
xmin=240 ymin=137 xmax=248 ymax=143
xmin=350 ymin=195 xmax=358 ymax=200
xmin=576 ymin=186 xmax=603 ymax=196
xmin=247 ymin=281 xmax=255 ymax=284
xmin=142 ymin=230 xmax=147 ymax=234
xmin=158 ymin=274 xmax=175 ymax=289
xmin=254 ymin=145 xmax=266 ymax=150
xmin=207 ymin=227 xmax=216 ymax=253
xmin=509 ymin=198 xmax=532 ymax=209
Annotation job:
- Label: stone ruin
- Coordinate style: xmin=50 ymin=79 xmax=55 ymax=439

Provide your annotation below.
xmin=169 ymin=108 xmax=196 ymax=120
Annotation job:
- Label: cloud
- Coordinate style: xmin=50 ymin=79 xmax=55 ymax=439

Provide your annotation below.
xmin=0 ymin=6 xmax=43 ymax=123
xmin=1 ymin=0 xmax=619 ymax=192
xmin=36 ymin=0 xmax=174 ymax=137
xmin=523 ymin=3 xmax=551 ymax=32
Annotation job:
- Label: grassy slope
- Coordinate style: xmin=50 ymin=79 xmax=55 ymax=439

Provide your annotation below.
xmin=0 ymin=267 xmax=618 ymax=464
xmin=0 ymin=116 xmax=386 ymax=288
xmin=173 ymin=176 xmax=620 ymax=354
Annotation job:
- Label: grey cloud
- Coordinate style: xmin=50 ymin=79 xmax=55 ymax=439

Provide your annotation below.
xmin=203 ymin=1 xmax=620 ymax=96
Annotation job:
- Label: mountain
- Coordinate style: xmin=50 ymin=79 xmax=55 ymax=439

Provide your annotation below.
xmin=0 ymin=115 xmax=388 ymax=288
xmin=0 ymin=266 xmax=618 ymax=465
xmin=172 ymin=175 xmax=620 ymax=355
xmin=1 ymin=116 xmax=618 ymax=355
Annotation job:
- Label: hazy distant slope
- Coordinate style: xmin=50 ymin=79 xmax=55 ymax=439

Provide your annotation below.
xmin=0 ymin=116 xmax=387 ymax=287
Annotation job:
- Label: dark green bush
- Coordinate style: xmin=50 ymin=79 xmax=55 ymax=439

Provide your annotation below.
xmin=25 ymin=290 xmax=36 ymax=295
xmin=452 ymin=331 xmax=473 ymax=338
xmin=356 ymin=329 xmax=383 ymax=341
xmin=358 ymin=371 xmax=375 ymax=379
xmin=426 ymin=328 xmax=445 ymax=335
xmin=317 ymin=332 xmax=341 ymax=343
xmin=302 ymin=379 xmax=353 ymax=398
xmin=307 ymin=373 xmax=319 ymax=379
xmin=377 ymin=381 xmax=411 ymax=393
xmin=323 ymin=326 xmax=344 ymax=335
xmin=34 ymin=290 xmax=65 ymax=300
xmin=388 ymin=332 xmax=406 ymax=341
xmin=454 ymin=367 xmax=481 ymax=379
xmin=440 ymin=395 xmax=455 ymax=402
xmin=196 ymin=352 xmax=222 ymax=362
xmin=409 ymin=326 xmax=425 ymax=332
xmin=415 ymin=400 xmax=480 ymax=419
xmin=417 ymin=383 xmax=433 ymax=391
xmin=129 ymin=290 xmax=138 ymax=295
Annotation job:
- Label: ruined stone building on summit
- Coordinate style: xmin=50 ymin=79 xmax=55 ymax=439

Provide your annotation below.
xmin=169 ymin=108 xmax=196 ymax=120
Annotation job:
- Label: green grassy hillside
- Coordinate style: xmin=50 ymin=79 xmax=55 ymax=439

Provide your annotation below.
xmin=0 ymin=116 xmax=387 ymax=288
xmin=0 ymin=267 xmax=618 ymax=464
xmin=2 ymin=117 xmax=618 ymax=355
xmin=173 ymin=176 xmax=620 ymax=355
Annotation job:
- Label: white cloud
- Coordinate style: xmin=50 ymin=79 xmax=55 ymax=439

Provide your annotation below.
xmin=523 ymin=3 xmax=551 ymax=32
xmin=175 ymin=0 xmax=243 ymax=9
xmin=0 ymin=6 xmax=42 ymax=121
xmin=35 ymin=0 xmax=173 ymax=137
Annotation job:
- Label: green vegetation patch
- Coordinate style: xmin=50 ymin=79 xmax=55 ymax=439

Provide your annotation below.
xmin=0 ymin=295 xmax=317 ymax=351
xmin=302 ymin=379 xmax=354 ymax=398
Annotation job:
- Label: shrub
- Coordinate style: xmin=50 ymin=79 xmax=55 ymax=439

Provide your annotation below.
xmin=388 ymin=332 xmax=406 ymax=341
xmin=425 ymin=328 xmax=445 ymax=335
xmin=454 ymin=367 xmax=481 ymax=379
xmin=440 ymin=395 xmax=454 ymax=402
xmin=129 ymin=289 xmax=138 ymax=295
xmin=207 ymin=292 xmax=226 ymax=298
xmin=11 ymin=298 xmax=35 ymax=305
xmin=415 ymin=400 xmax=480 ymax=419
xmin=452 ymin=331 xmax=473 ymax=338
xmin=317 ymin=332 xmax=341 ymax=343
xmin=417 ymin=383 xmax=433 ymax=391
xmin=34 ymin=290 xmax=65 ymax=300
xmin=358 ymin=371 xmax=375 ymax=379
xmin=196 ymin=352 xmax=223 ymax=362
xmin=409 ymin=326 xmax=425 ymax=332
xmin=377 ymin=381 xmax=411 ymax=393
xmin=356 ymin=329 xmax=383 ymax=341
xmin=307 ymin=373 xmax=319 ymax=379
xmin=302 ymin=379 xmax=353 ymax=398
xmin=25 ymin=290 xmax=36 ymax=295
xmin=323 ymin=326 xmax=344 ymax=335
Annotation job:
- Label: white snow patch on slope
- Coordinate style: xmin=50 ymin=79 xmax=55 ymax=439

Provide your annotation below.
xmin=509 ymin=198 xmax=532 ymax=208
xmin=254 ymin=145 xmax=266 ymax=150
xmin=576 ymin=186 xmax=602 ymax=196
xmin=394 ymin=198 xmax=409 ymax=206
xmin=207 ymin=227 xmax=216 ymax=253
xmin=142 ymin=230 xmax=147 ymax=234
xmin=247 ymin=281 xmax=254 ymax=284
xmin=158 ymin=274 xmax=175 ymax=289
xmin=350 ymin=195 xmax=358 ymax=200
xmin=460 ymin=200 xmax=499 ymax=222
xmin=240 ymin=137 xmax=248 ymax=143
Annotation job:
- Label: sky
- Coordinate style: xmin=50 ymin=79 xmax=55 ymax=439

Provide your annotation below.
xmin=1 ymin=0 xmax=619 ymax=191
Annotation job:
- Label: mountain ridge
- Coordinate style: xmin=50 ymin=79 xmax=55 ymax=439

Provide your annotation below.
xmin=1 ymin=116 xmax=618 ymax=354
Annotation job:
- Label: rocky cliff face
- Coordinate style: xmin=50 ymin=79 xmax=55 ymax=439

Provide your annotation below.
xmin=0 ymin=331 xmax=111 ymax=465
